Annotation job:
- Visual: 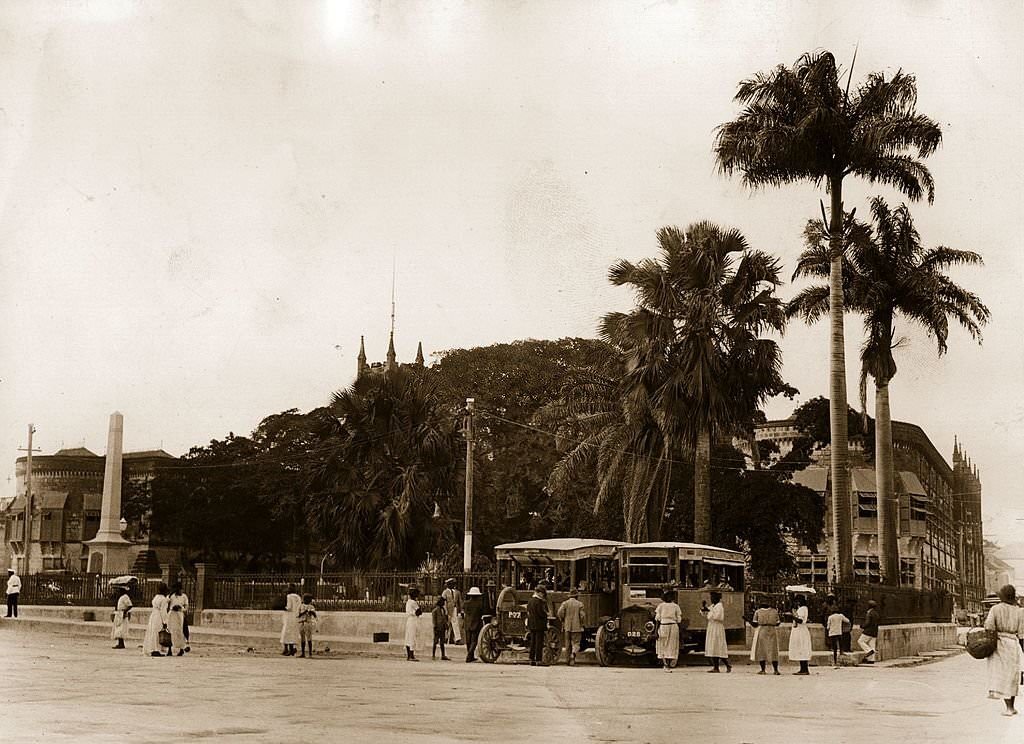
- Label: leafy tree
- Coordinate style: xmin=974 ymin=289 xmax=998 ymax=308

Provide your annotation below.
xmin=789 ymin=198 xmax=988 ymax=583
xmin=421 ymin=339 xmax=621 ymax=550
xmin=715 ymin=50 xmax=943 ymax=581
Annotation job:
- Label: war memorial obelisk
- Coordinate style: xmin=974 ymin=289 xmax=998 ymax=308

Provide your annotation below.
xmin=85 ymin=412 xmax=131 ymax=573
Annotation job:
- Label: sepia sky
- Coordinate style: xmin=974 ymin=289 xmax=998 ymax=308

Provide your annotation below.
xmin=1 ymin=1 xmax=1021 ymax=545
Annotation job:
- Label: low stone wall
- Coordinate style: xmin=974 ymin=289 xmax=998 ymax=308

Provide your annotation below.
xmin=877 ymin=623 xmax=956 ymax=662
xmin=199 ymin=608 xmax=434 ymax=642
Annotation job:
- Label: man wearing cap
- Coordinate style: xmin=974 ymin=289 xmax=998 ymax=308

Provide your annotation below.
xmin=441 ymin=578 xmax=463 ymax=644
xmin=5 ymin=568 xmax=21 ymax=618
xmin=557 ymin=588 xmax=585 ymax=666
xmin=463 ymin=586 xmax=485 ymax=662
xmin=858 ymin=600 xmax=880 ymax=663
xmin=527 ymin=583 xmax=549 ymax=666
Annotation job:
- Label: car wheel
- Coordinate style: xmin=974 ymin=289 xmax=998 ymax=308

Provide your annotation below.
xmin=477 ymin=623 xmax=501 ymax=663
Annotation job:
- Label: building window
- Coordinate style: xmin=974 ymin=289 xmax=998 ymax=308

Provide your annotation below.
xmin=856 ymin=492 xmax=878 ymax=518
xmin=900 ymin=559 xmax=917 ymax=586
xmin=796 ymin=554 xmax=829 ymax=585
xmin=910 ymin=497 xmax=928 ymax=521
xmin=854 ymin=555 xmax=882 ymax=584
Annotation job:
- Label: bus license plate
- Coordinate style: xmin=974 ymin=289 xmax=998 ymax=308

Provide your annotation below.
xmin=627 ymin=630 xmax=641 ymax=638
xmin=507 ymin=611 xmax=522 ymax=620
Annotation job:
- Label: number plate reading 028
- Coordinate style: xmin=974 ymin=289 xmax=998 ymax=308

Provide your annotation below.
xmin=627 ymin=630 xmax=642 ymax=638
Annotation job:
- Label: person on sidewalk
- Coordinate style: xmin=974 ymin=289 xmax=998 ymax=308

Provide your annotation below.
xmin=463 ymin=586 xmax=484 ymax=663
xmin=701 ymin=591 xmax=732 ymax=673
xmin=431 ymin=596 xmax=451 ymax=660
xmin=751 ymin=600 xmax=781 ymax=675
xmin=405 ymin=587 xmax=423 ymax=661
xmin=826 ymin=605 xmax=850 ymax=668
xmin=441 ymin=578 xmax=463 ymax=645
xmin=280 ymin=584 xmax=301 ymax=657
xmin=526 ymin=584 xmax=549 ymax=666
xmin=984 ymin=584 xmax=1024 ymax=716
xmin=142 ymin=583 xmax=171 ymax=657
xmin=557 ymin=588 xmax=586 ymax=666
xmin=169 ymin=582 xmax=191 ymax=653
xmin=5 ymin=568 xmax=21 ymax=618
xmin=654 ymin=588 xmax=682 ymax=672
xmin=858 ymin=600 xmax=880 ymax=663
xmin=789 ymin=595 xmax=812 ymax=675
xmin=297 ymin=593 xmax=318 ymax=658
xmin=167 ymin=583 xmax=189 ymax=657
xmin=111 ymin=586 xmax=133 ymax=649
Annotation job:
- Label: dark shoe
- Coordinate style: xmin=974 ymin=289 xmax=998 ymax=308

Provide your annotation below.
xmin=150 ymin=652 xmax=162 ymax=657
xmin=184 ymin=647 xmax=191 ymax=653
xmin=282 ymin=649 xmax=290 ymax=656
xmin=707 ymin=668 xmax=720 ymax=673
xmin=177 ymin=650 xmax=185 ymax=657
xmin=441 ymin=656 xmax=450 ymax=661
xmin=757 ymin=670 xmax=766 ymax=675
xmin=300 ymin=653 xmax=306 ymax=658
xmin=794 ymin=670 xmax=810 ymax=675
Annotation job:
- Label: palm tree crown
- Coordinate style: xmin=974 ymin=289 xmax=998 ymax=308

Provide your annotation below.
xmin=714 ymin=50 xmax=943 ymax=204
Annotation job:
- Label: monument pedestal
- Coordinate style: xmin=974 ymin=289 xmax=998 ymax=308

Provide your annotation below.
xmin=84 ymin=534 xmax=132 ymax=574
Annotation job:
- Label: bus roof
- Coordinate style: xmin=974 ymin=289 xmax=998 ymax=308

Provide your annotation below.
xmin=621 ymin=542 xmax=745 ymax=559
xmin=495 ymin=538 xmax=628 ymax=552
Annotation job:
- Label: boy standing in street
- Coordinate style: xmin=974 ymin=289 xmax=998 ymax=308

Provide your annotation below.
xmin=827 ymin=605 xmax=851 ymax=668
xmin=431 ymin=596 xmax=450 ymax=660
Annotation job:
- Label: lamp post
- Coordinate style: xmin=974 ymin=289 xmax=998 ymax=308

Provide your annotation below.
xmin=463 ymin=398 xmax=475 ymax=574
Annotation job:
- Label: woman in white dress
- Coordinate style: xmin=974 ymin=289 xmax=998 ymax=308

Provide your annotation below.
xmin=654 ymin=589 xmax=682 ymax=672
xmin=111 ymin=586 xmax=133 ymax=650
xmin=789 ymin=595 xmax=812 ymax=675
xmin=985 ymin=584 xmax=1024 ymax=716
xmin=405 ymin=587 xmax=423 ymax=661
xmin=167 ymin=582 xmax=189 ymax=657
xmin=142 ymin=582 xmax=170 ymax=657
xmin=701 ymin=591 xmax=732 ymax=672
xmin=280 ymin=584 xmax=301 ymax=656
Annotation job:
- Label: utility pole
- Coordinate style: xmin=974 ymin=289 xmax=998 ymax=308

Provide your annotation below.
xmin=18 ymin=424 xmax=39 ymax=574
xmin=463 ymin=398 xmax=475 ymax=573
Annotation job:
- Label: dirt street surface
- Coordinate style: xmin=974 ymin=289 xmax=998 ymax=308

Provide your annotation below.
xmin=1 ymin=626 xmax=1019 ymax=743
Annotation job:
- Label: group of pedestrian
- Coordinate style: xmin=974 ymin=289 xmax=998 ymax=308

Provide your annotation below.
xmin=280 ymin=583 xmax=318 ymax=657
xmin=404 ymin=581 xmax=486 ymax=663
xmin=141 ymin=581 xmax=191 ymax=657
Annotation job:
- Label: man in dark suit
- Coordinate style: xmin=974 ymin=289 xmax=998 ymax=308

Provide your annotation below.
xmin=463 ymin=586 xmax=485 ymax=663
xmin=527 ymin=584 xmax=549 ymax=666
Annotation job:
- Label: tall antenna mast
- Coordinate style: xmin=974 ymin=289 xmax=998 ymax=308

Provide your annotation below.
xmin=390 ymin=254 xmax=396 ymax=338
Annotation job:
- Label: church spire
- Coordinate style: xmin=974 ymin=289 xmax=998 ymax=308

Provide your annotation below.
xmin=415 ymin=341 xmax=424 ymax=366
xmin=357 ymin=335 xmax=367 ymax=379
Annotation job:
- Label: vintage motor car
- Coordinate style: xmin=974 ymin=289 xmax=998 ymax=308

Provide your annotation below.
xmin=478 ymin=538 xmax=627 ymax=664
xmin=595 ymin=542 xmax=746 ymax=666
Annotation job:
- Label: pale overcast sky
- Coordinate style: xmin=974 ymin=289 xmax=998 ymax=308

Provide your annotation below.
xmin=1 ymin=1 xmax=1021 ymax=543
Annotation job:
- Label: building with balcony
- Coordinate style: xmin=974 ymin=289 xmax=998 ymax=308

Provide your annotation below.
xmin=754 ymin=419 xmax=985 ymax=612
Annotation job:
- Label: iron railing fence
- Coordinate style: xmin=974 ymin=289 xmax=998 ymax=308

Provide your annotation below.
xmin=19 ymin=571 xmax=197 ymax=608
xmin=745 ymin=579 xmax=953 ymax=625
xmin=209 ymin=571 xmax=496 ymax=612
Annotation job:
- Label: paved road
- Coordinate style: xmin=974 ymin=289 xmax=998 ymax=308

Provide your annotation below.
xmin=1 ymin=625 xmax=1019 ymax=743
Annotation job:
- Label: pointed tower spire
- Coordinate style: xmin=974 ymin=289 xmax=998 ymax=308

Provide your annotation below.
xmin=953 ymin=435 xmax=960 ymax=462
xmin=415 ymin=341 xmax=424 ymax=366
xmin=357 ymin=335 xmax=367 ymax=379
xmin=386 ymin=257 xmax=397 ymax=371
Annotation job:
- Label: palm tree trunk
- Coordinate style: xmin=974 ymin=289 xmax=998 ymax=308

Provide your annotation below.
xmin=874 ymin=378 xmax=899 ymax=585
xmin=694 ymin=426 xmax=711 ymax=543
xmin=828 ymin=176 xmax=854 ymax=583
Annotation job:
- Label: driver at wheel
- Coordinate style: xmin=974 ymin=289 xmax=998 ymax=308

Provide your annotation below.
xmin=527 ymin=584 xmax=549 ymax=667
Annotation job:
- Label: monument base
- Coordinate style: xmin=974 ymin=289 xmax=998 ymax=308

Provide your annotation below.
xmin=84 ymin=535 xmax=132 ymax=574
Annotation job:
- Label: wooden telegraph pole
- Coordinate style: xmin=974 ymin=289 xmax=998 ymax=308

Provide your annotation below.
xmin=463 ymin=398 xmax=475 ymax=573
xmin=18 ymin=424 xmax=39 ymax=574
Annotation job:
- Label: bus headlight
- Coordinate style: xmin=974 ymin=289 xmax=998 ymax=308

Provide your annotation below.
xmin=644 ymin=621 xmax=656 ymax=634
xmin=605 ymin=619 xmax=617 ymax=632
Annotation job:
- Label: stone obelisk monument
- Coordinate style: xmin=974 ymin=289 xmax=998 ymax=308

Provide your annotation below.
xmin=85 ymin=412 xmax=131 ymax=573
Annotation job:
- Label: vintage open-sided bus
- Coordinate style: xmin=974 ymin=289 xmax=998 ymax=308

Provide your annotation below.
xmin=595 ymin=542 xmax=746 ymax=666
xmin=478 ymin=538 xmax=627 ymax=664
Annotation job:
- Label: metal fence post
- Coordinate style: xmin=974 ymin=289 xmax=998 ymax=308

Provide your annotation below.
xmin=193 ymin=563 xmax=215 ymax=624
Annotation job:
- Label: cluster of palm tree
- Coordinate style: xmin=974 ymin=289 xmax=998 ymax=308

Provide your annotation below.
xmin=546 ymin=50 xmax=989 ymax=584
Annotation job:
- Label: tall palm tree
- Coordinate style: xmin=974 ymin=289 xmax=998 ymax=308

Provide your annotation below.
xmin=605 ymin=223 xmax=789 ymax=543
xmin=714 ymin=50 xmax=943 ymax=581
xmin=306 ymin=367 xmax=461 ymax=569
xmin=789 ymin=196 xmax=989 ymax=584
